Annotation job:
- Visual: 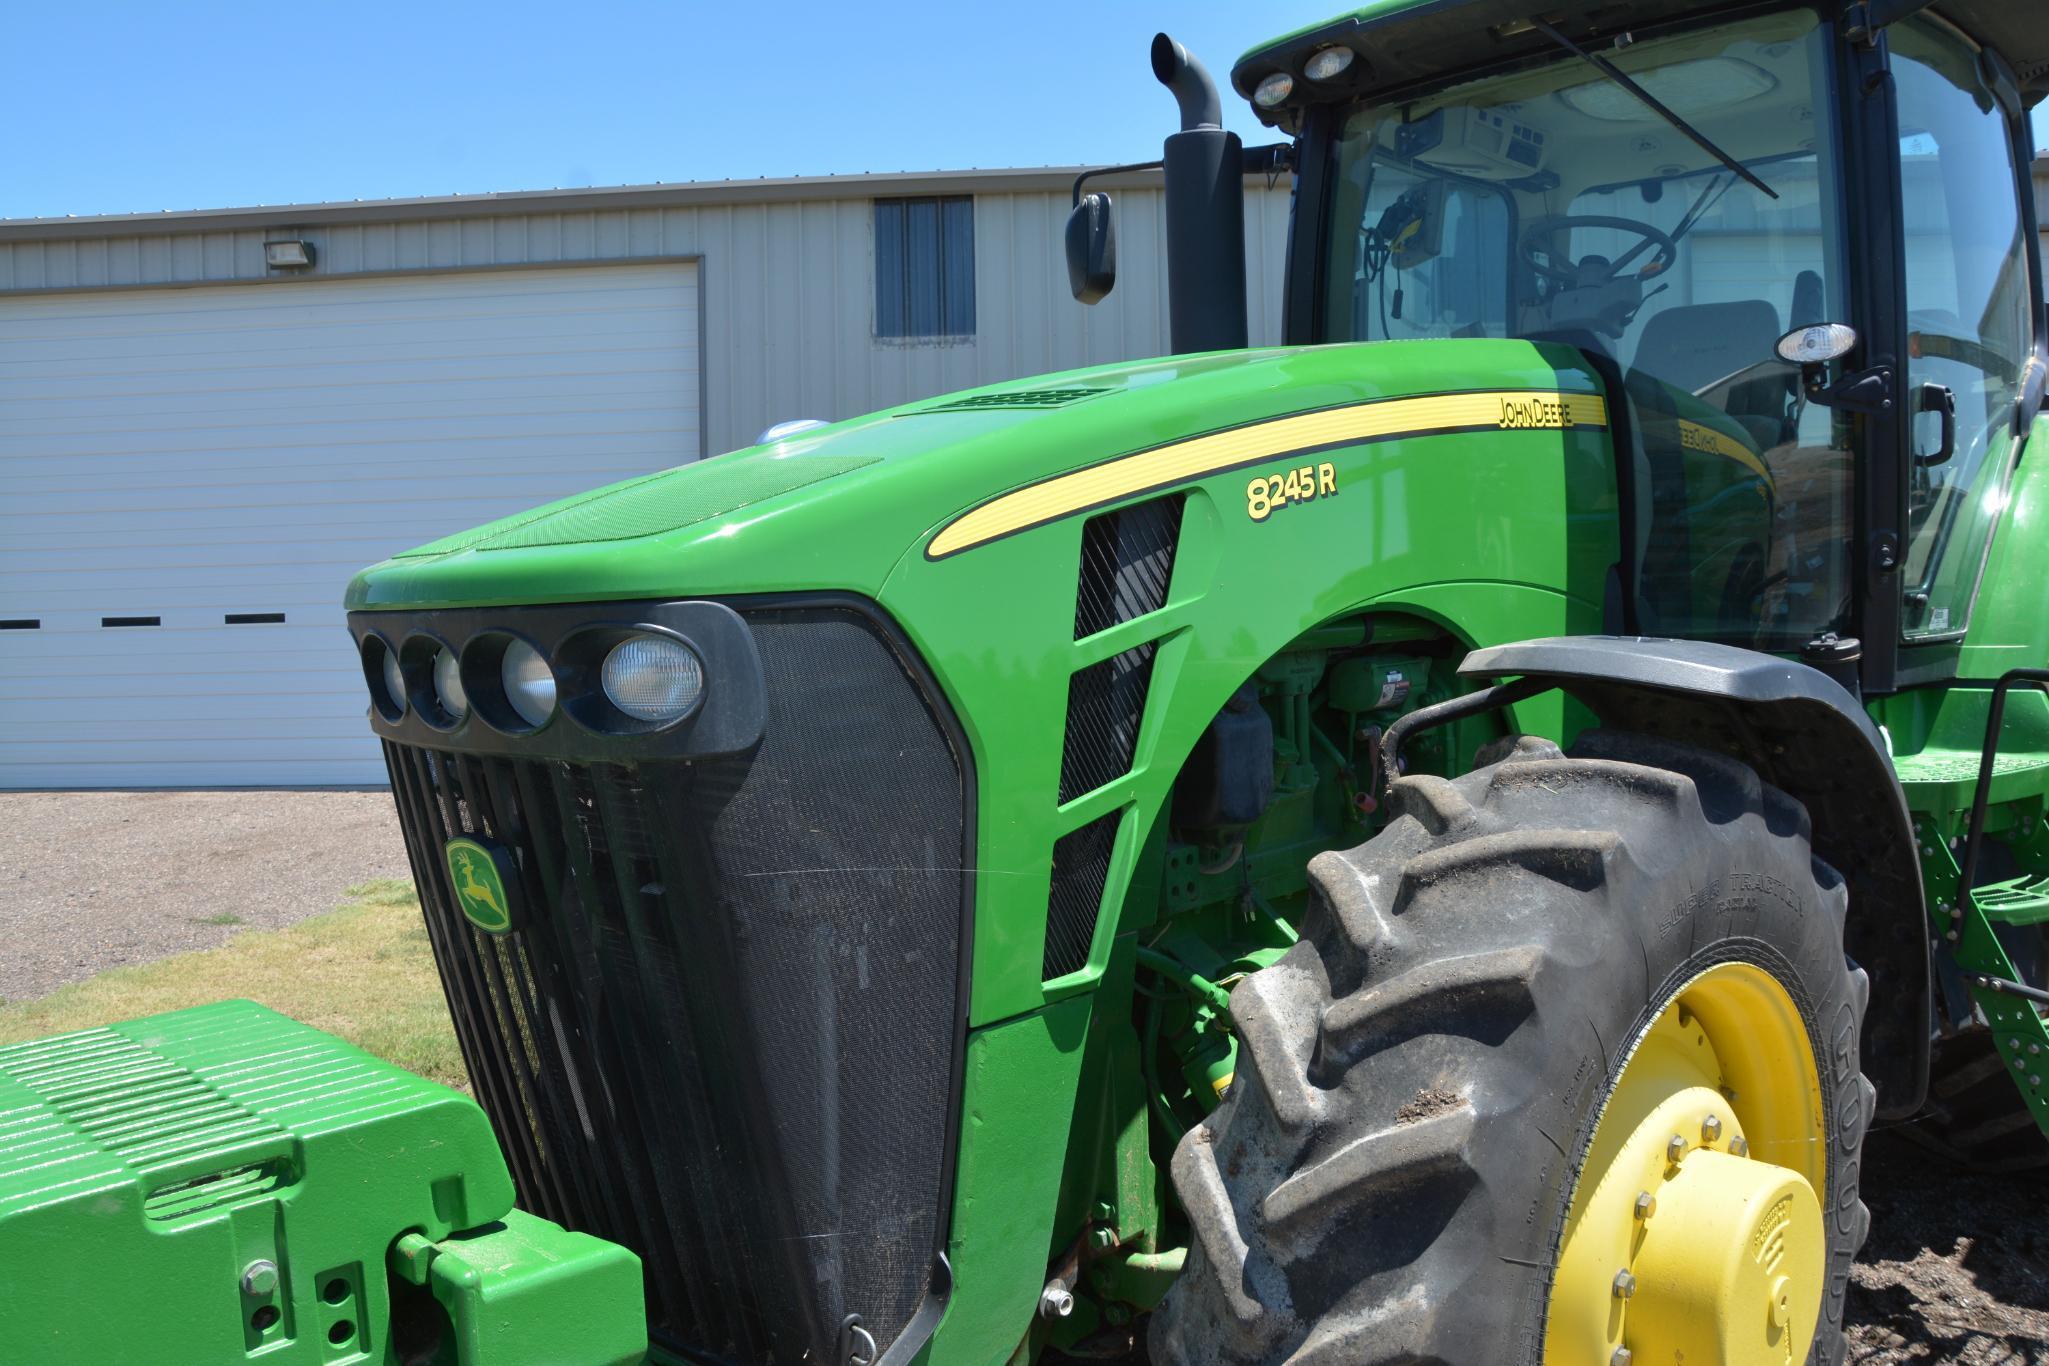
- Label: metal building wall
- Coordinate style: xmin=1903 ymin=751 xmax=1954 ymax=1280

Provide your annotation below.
xmin=2035 ymin=156 xmax=2049 ymax=266
xmin=0 ymin=178 xmax=1294 ymax=456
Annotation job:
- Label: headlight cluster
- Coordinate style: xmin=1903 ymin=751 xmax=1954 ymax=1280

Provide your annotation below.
xmin=1250 ymin=42 xmax=1358 ymax=110
xmin=361 ymin=626 xmax=707 ymax=736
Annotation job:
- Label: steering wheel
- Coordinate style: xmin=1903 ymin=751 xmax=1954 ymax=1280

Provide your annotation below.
xmin=1518 ymin=214 xmax=1679 ymax=285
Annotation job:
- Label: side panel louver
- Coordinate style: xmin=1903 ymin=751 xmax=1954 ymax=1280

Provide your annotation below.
xmin=1059 ymin=644 xmax=1157 ymax=805
xmin=1043 ymin=812 xmax=1122 ymax=980
xmin=1046 ymin=494 xmax=1180 ymax=980
xmin=1073 ymin=495 xmax=1184 ymax=640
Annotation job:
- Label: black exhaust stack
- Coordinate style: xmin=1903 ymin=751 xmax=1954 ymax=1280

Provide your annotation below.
xmin=1151 ymin=33 xmax=1248 ymax=354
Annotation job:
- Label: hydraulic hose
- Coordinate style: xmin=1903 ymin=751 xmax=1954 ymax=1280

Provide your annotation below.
xmin=1141 ymin=990 xmax=1187 ymax=1146
xmin=1136 ymin=946 xmax=1235 ymax=1016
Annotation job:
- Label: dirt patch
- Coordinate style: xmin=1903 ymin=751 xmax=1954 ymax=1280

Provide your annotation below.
xmin=1847 ymin=1131 xmax=2049 ymax=1363
xmin=0 ymin=789 xmax=408 ymax=1000
xmin=1396 ymin=1086 xmax=1464 ymax=1125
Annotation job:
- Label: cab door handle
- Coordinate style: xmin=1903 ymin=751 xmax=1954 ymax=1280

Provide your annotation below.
xmin=1914 ymin=382 xmax=1957 ymax=467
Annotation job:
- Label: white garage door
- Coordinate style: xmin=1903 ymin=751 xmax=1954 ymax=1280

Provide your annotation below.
xmin=0 ymin=262 xmax=701 ymax=788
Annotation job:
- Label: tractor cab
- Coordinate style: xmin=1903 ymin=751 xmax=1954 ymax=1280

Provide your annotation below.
xmin=1268 ymin=1 xmax=2048 ymax=694
xmin=1083 ymin=0 xmax=2045 ymax=693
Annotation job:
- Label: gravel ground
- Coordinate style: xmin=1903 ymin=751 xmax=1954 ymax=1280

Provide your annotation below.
xmin=2 ymin=791 xmax=2045 ymax=1360
xmin=0 ymin=789 xmax=408 ymax=1001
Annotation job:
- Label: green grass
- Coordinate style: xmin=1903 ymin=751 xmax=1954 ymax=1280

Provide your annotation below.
xmin=0 ymin=879 xmax=466 ymax=1090
xmin=194 ymin=911 xmax=244 ymax=927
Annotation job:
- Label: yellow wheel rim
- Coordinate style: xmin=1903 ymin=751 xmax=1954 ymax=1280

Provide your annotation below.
xmin=1544 ymin=962 xmax=1829 ymax=1365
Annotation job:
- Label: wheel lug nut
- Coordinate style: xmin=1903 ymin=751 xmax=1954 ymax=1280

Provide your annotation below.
xmin=1701 ymin=1114 xmax=1723 ymax=1144
xmin=1666 ymin=1133 xmax=1687 ymax=1163
xmin=1729 ymin=1135 xmax=1750 ymax=1158
xmin=1612 ymin=1269 xmax=1637 ymax=1299
xmin=1634 ymin=1191 xmax=1656 ymax=1220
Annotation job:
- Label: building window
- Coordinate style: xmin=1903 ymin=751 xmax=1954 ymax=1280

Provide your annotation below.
xmin=874 ymin=196 xmax=975 ymax=339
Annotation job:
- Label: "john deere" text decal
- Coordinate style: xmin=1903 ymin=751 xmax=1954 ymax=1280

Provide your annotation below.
xmin=926 ymin=388 xmax=1610 ymax=557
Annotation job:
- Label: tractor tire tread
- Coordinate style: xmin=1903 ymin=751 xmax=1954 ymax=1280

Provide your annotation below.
xmin=1149 ymin=731 xmax=1873 ymax=1366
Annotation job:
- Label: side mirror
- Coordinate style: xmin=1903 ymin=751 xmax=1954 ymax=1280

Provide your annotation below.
xmin=1066 ymin=192 xmax=1117 ymax=305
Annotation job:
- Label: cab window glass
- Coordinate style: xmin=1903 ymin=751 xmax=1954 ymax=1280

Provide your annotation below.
xmin=1891 ymin=20 xmax=2035 ymax=639
xmin=1323 ymin=12 xmax=1850 ymax=648
xmin=1339 ymin=159 xmax=1512 ymax=340
xmin=1568 ymin=139 xmax=1847 ymax=646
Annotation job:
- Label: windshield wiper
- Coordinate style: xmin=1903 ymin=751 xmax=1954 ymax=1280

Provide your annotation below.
xmin=1528 ymin=17 xmax=1778 ymax=201
xmin=1612 ymin=172 xmax=1734 ymax=274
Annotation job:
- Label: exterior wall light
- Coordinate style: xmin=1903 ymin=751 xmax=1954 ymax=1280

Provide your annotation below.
xmin=263 ymin=239 xmax=315 ymax=270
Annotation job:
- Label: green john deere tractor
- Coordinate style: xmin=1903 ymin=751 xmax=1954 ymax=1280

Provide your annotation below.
xmin=5 ymin=1 xmax=2048 ymax=1363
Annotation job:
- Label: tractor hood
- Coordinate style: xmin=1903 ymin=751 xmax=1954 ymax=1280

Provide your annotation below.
xmin=346 ymin=338 xmax=1602 ymax=613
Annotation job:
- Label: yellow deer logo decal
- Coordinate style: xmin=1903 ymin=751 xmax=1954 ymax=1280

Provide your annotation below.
xmin=444 ymin=838 xmax=514 ymax=933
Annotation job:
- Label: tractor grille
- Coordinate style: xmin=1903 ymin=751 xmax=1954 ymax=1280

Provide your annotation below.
xmin=381 ymin=604 xmax=968 ymax=1365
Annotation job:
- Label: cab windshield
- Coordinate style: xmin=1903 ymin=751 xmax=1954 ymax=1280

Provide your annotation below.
xmin=1322 ymin=10 xmax=1850 ymax=649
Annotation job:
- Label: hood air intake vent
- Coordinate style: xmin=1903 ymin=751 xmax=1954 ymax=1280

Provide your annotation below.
xmin=1043 ymin=812 xmax=1122 ymax=980
xmin=918 ymin=386 xmax=1110 ymax=413
xmin=1059 ymin=643 xmax=1157 ymax=804
xmin=1074 ymin=494 xmax=1184 ymax=640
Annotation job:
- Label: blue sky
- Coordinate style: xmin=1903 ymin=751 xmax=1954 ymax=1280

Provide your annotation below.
xmin=7 ymin=1 xmax=2045 ymax=221
xmin=1 ymin=1 xmax=1341 ymax=220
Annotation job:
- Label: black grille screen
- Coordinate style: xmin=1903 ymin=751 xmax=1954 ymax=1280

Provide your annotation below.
xmin=383 ymin=605 xmax=967 ymax=1365
xmin=1073 ymin=494 xmax=1183 ymax=640
xmin=1058 ymin=644 xmax=1157 ymax=804
xmin=1043 ymin=813 xmax=1120 ymax=980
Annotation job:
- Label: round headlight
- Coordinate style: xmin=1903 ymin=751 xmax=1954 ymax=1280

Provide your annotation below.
xmin=601 ymin=635 xmax=705 ymax=724
xmin=434 ymin=646 xmax=468 ymax=721
xmin=500 ymin=640 xmax=557 ymax=728
xmin=1305 ymin=46 xmax=1355 ymax=81
xmin=1253 ymin=71 xmax=1294 ymax=108
xmin=381 ymin=647 xmax=407 ymax=717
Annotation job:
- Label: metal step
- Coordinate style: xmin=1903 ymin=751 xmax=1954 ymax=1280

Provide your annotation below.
xmin=1974 ymin=872 xmax=2049 ymax=926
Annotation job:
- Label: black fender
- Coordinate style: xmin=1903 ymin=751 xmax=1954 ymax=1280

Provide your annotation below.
xmin=1460 ymin=635 xmax=1929 ymax=1121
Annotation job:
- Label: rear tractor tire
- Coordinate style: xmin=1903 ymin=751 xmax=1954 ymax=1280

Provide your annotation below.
xmin=1150 ymin=731 xmax=1874 ymax=1366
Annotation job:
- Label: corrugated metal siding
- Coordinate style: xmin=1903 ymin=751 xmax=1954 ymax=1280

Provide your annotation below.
xmin=2036 ymin=157 xmax=2049 ymax=264
xmin=0 ymin=184 xmax=1294 ymax=455
xmin=0 ymin=263 xmax=700 ymax=787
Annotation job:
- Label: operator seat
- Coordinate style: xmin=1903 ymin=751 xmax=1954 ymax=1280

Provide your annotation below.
xmin=1621 ymin=299 xmax=1784 ymax=637
xmin=1630 ymin=299 xmax=1788 ymax=449
xmin=1630 ymin=299 xmax=1783 ymax=396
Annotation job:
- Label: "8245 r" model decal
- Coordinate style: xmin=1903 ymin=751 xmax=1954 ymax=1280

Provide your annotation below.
xmin=1246 ymin=462 xmax=1337 ymax=522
